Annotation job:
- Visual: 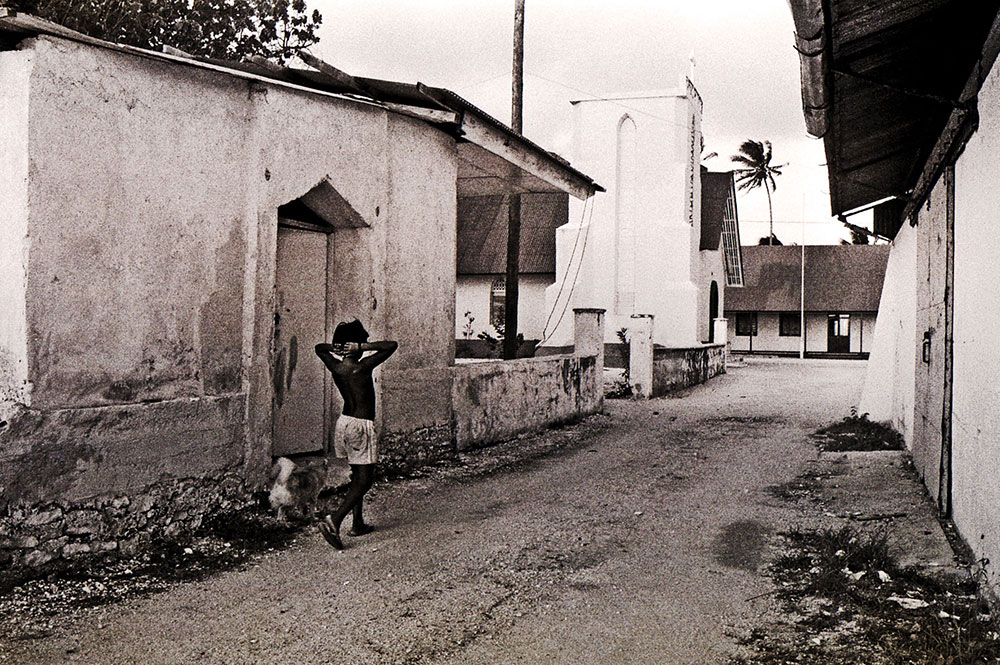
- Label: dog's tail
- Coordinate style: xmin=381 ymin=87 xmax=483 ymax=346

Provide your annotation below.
xmin=272 ymin=457 xmax=296 ymax=485
xmin=269 ymin=457 xmax=297 ymax=511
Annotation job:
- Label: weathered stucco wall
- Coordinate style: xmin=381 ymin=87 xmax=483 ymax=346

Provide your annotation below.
xmin=951 ymin=56 xmax=1000 ymax=596
xmin=376 ymin=114 xmax=457 ymax=466
xmin=651 ymin=343 xmax=725 ymax=397
xmin=0 ymin=48 xmax=32 ymax=404
xmin=910 ymin=173 xmax=950 ymax=502
xmin=0 ymin=35 xmax=464 ymax=567
xmin=452 ymin=354 xmax=600 ymax=451
xmin=858 ymin=223 xmax=916 ymax=439
xmin=23 ymin=39 xmax=252 ymax=409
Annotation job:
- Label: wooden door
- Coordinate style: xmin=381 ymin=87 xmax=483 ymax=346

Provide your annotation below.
xmin=273 ymin=227 xmax=328 ymax=456
xmin=827 ymin=313 xmax=850 ymax=353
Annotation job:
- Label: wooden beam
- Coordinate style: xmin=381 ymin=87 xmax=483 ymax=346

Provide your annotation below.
xmin=298 ymin=49 xmax=367 ymax=95
xmin=458 ymin=112 xmax=595 ymax=200
xmin=382 ymin=102 xmax=459 ymax=125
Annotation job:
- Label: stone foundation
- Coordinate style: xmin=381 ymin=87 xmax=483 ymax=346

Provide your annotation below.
xmin=379 ymin=424 xmax=455 ymax=475
xmin=0 ymin=470 xmax=252 ymax=572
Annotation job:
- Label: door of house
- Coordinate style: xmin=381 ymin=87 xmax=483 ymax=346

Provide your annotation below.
xmin=827 ymin=313 xmax=850 ymax=353
xmin=273 ymin=226 xmax=329 ymax=456
xmin=708 ymin=281 xmax=719 ymax=342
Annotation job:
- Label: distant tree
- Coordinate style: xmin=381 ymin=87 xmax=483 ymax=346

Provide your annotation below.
xmin=732 ymin=139 xmax=786 ymax=246
xmin=839 ymin=222 xmax=871 ymax=245
xmin=4 ymin=0 xmax=322 ymax=63
xmin=758 ymin=234 xmax=783 ymax=246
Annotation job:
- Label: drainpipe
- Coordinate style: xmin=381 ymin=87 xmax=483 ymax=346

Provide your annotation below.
xmin=939 ymin=166 xmax=956 ymax=517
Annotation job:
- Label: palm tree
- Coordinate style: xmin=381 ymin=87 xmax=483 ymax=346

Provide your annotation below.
xmin=732 ymin=140 xmax=785 ymax=246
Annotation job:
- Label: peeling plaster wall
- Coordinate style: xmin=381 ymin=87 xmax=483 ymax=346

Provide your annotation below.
xmin=23 ymin=38 xmax=251 ymax=409
xmin=651 ymin=344 xmax=725 ymax=397
xmin=0 ymin=35 xmax=462 ymax=562
xmin=452 ymin=354 xmax=600 ymax=451
xmin=376 ymin=114 xmax=457 ymax=460
xmin=0 ymin=48 xmax=32 ymax=404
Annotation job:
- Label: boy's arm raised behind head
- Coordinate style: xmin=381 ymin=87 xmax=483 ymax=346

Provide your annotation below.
xmin=315 ymin=343 xmax=342 ymax=372
xmin=359 ymin=340 xmax=398 ymax=370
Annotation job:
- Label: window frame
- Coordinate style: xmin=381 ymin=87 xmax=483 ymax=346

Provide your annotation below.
xmin=779 ymin=311 xmax=802 ymax=337
xmin=735 ymin=312 xmax=757 ymax=337
xmin=489 ymin=278 xmax=506 ymax=329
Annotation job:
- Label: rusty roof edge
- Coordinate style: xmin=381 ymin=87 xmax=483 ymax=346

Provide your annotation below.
xmin=417 ymin=83 xmax=604 ymax=195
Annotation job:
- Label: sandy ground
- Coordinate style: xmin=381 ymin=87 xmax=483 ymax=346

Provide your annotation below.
xmin=1 ymin=358 xmax=959 ymax=665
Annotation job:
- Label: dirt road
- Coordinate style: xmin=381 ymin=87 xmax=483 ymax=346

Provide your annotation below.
xmin=5 ymin=359 xmax=868 ymax=664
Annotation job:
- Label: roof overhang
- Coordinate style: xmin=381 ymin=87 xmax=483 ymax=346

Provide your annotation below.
xmin=788 ymin=0 xmax=1000 ymax=229
xmin=0 ymin=10 xmax=602 ymax=202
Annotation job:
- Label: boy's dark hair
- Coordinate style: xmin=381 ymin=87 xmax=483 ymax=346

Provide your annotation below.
xmin=333 ymin=319 xmax=369 ymax=344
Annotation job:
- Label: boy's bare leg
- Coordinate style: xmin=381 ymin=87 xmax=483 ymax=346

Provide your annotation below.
xmin=319 ymin=464 xmax=375 ymax=549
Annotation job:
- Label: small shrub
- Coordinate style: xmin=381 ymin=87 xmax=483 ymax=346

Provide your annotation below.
xmin=816 ymin=412 xmax=904 ymax=452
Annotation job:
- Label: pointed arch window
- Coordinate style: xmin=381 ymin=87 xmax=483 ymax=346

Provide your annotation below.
xmin=615 ymin=114 xmax=638 ymax=314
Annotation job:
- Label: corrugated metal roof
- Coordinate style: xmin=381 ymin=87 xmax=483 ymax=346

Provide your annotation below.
xmin=457 ymin=193 xmax=568 ymax=275
xmin=724 ymin=245 xmax=888 ymax=312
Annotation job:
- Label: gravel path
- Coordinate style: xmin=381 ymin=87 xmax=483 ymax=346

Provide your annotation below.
xmin=3 ymin=358 xmax=866 ymax=665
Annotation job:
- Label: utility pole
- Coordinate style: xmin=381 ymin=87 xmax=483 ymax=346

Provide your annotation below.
xmin=503 ymin=0 xmax=524 ymax=360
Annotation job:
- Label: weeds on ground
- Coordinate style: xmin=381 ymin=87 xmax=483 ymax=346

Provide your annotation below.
xmin=815 ymin=409 xmax=904 ymax=452
xmin=606 ymin=327 xmax=633 ymax=399
xmin=732 ymin=525 xmax=1000 ymax=664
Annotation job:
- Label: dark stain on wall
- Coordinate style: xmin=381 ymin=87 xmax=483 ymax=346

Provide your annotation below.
xmin=273 ymin=346 xmax=286 ymax=407
xmin=286 ymin=336 xmax=298 ymax=392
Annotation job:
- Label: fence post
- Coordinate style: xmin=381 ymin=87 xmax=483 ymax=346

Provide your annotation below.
xmin=629 ymin=314 xmax=654 ymax=399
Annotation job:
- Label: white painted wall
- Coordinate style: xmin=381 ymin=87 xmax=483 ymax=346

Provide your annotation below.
xmin=858 ymin=224 xmax=917 ymax=438
xmin=542 ymin=80 xmax=713 ymax=349
xmin=455 ymin=274 xmax=553 ymax=340
xmin=951 ymin=55 xmax=1000 ymax=594
xmin=0 ymin=48 xmax=31 ymax=405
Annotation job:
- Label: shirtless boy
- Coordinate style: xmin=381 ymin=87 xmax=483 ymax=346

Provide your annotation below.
xmin=314 ymin=319 xmax=397 ymax=550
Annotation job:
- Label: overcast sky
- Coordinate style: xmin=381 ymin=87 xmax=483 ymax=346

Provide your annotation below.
xmin=312 ymin=0 xmax=856 ymax=244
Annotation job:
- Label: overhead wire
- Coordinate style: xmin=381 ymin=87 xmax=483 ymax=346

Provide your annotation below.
xmin=537 ymin=194 xmax=596 ymax=348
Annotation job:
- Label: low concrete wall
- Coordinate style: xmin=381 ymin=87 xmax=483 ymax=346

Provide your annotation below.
xmin=452 ymin=354 xmax=601 ymax=451
xmin=651 ymin=343 xmax=726 ymax=397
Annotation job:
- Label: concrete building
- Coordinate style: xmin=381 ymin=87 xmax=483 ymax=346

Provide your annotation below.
xmin=725 ymin=245 xmax=888 ymax=357
xmin=538 ymin=81 xmax=743 ymax=352
xmin=0 ymin=12 xmax=600 ymax=566
xmin=789 ymin=0 xmax=1000 ymax=597
xmin=455 ymin=193 xmax=568 ymax=344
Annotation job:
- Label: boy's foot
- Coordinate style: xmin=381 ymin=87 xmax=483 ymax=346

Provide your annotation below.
xmin=318 ymin=517 xmax=343 ymax=550
xmin=348 ymin=523 xmax=374 ymax=537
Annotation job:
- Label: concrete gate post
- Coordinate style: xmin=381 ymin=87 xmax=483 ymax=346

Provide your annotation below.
xmin=573 ymin=308 xmax=606 ymax=370
xmin=714 ymin=317 xmax=729 ymax=367
xmin=629 ymin=314 xmax=654 ymax=399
